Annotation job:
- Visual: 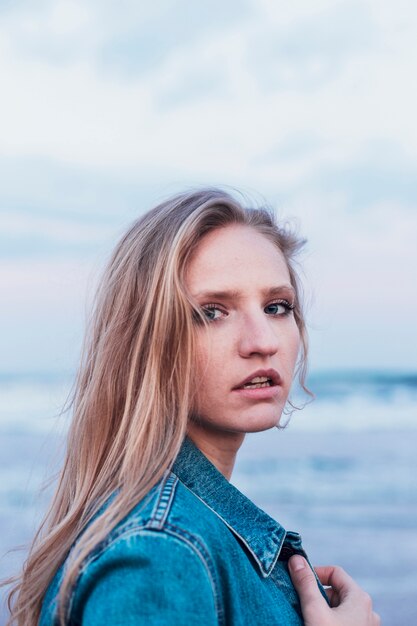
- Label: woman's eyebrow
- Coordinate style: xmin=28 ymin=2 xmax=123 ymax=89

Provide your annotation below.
xmin=193 ymin=285 xmax=295 ymax=301
xmin=265 ymin=285 xmax=296 ymax=299
xmin=193 ymin=289 xmax=241 ymax=301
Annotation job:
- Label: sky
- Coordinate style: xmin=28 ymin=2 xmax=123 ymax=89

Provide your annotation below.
xmin=1 ymin=0 xmax=416 ymax=374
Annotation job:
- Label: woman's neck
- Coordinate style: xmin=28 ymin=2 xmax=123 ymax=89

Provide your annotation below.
xmin=186 ymin=423 xmax=245 ymax=480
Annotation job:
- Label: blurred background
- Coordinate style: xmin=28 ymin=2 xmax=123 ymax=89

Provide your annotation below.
xmin=1 ymin=1 xmax=416 ymax=624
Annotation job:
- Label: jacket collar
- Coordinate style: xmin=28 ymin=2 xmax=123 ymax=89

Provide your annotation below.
xmin=172 ymin=436 xmax=287 ymax=578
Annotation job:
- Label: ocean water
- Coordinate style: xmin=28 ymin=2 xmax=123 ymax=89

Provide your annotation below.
xmin=1 ymin=371 xmax=416 ymax=625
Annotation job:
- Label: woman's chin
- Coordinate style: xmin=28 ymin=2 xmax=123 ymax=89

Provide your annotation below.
xmin=240 ymin=413 xmax=283 ymax=433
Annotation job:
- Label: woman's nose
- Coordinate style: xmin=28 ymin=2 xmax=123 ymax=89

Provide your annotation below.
xmin=237 ymin=313 xmax=280 ymax=358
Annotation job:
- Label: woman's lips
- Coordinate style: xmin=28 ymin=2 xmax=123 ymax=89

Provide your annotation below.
xmin=232 ymin=369 xmax=282 ymax=401
xmin=232 ymin=384 xmax=282 ymax=400
xmin=233 ymin=368 xmax=282 ymax=389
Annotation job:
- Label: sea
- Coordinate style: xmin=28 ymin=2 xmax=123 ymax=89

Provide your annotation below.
xmin=0 ymin=370 xmax=416 ymax=625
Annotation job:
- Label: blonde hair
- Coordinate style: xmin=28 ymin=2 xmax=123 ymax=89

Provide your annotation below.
xmin=5 ymin=188 xmax=309 ymax=625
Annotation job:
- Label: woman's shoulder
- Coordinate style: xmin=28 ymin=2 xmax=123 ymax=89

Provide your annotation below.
xmin=85 ymin=470 xmax=226 ymax=565
xmin=76 ymin=476 xmax=220 ymax=620
xmin=40 ymin=472 xmax=223 ymax=625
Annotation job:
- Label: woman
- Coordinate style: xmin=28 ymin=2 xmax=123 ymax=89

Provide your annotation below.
xmin=6 ymin=188 xmax=379 ymax=625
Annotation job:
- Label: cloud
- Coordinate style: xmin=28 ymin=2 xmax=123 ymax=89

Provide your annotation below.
xmin=0 ymin=0 xmax=416 ymax=370
xmin=246 ymin=1 xmax=378 ymax=92
xmin=0 ymin=0 xmax=93 ymax=65
xmin=0 ymin=258 xmax=93 ymax=372
xmin=97 ymin=0 xmax=254 ymax=79
xmin=0 ymin=211 xmax=117 ymax=259
xmin=1 ymin=0 xmax=253 ymax=73
xmin=0 ymin=156 xmax=164 ymax=218
xmin=1 ymin=0 xmax=416 ymax=177
xmin=278 ymin=141 xmax=417 ymax=208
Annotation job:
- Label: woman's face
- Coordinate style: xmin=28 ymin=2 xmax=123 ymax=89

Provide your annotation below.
xmin=186 ymin=224 xmax=301 ymax=438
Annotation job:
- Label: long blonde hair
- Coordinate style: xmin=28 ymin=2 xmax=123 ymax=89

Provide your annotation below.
xmin=5 ymin=188 xmax=309 ymax=625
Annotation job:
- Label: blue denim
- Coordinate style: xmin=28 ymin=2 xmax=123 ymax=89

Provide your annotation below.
xmin=39 ymin=437 xmax=325 ymax=625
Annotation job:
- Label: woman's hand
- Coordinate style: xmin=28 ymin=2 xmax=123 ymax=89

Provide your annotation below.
xmin=288 ymin=555 xmax=381 ymax=626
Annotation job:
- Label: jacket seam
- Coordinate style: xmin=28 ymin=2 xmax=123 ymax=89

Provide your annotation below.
xmin=148 ymin=471 xmax=178 ymax=529
xmin=67 ymin=476 xmax=176 ymax=614
xmin=163 ymin=524 xmax=224 ymax=626
xmin=72 ymin=524 xmax=223 ymax=626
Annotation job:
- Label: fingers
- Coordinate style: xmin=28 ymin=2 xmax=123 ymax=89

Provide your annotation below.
xmin=288 ymin=555 xmax=329 ymax=622
xmin=314 ymin=565 xmax=361 ymax=600
xmin=289 ymin=557 xmax=381 ymax=626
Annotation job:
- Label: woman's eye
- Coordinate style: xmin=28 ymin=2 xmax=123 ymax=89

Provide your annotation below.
xmin=264 ymin=301 xmax=294 ymax=316
xmin=202 ymin=305 xmax=225 ymax=321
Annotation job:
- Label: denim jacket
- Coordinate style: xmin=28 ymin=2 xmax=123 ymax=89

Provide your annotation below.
xmin=40 ymin=437 xmax=324 ymax=625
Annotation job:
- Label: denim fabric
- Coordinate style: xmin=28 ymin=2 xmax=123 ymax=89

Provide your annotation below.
xmin=39 ymin=437 xmax=325 ymax=625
